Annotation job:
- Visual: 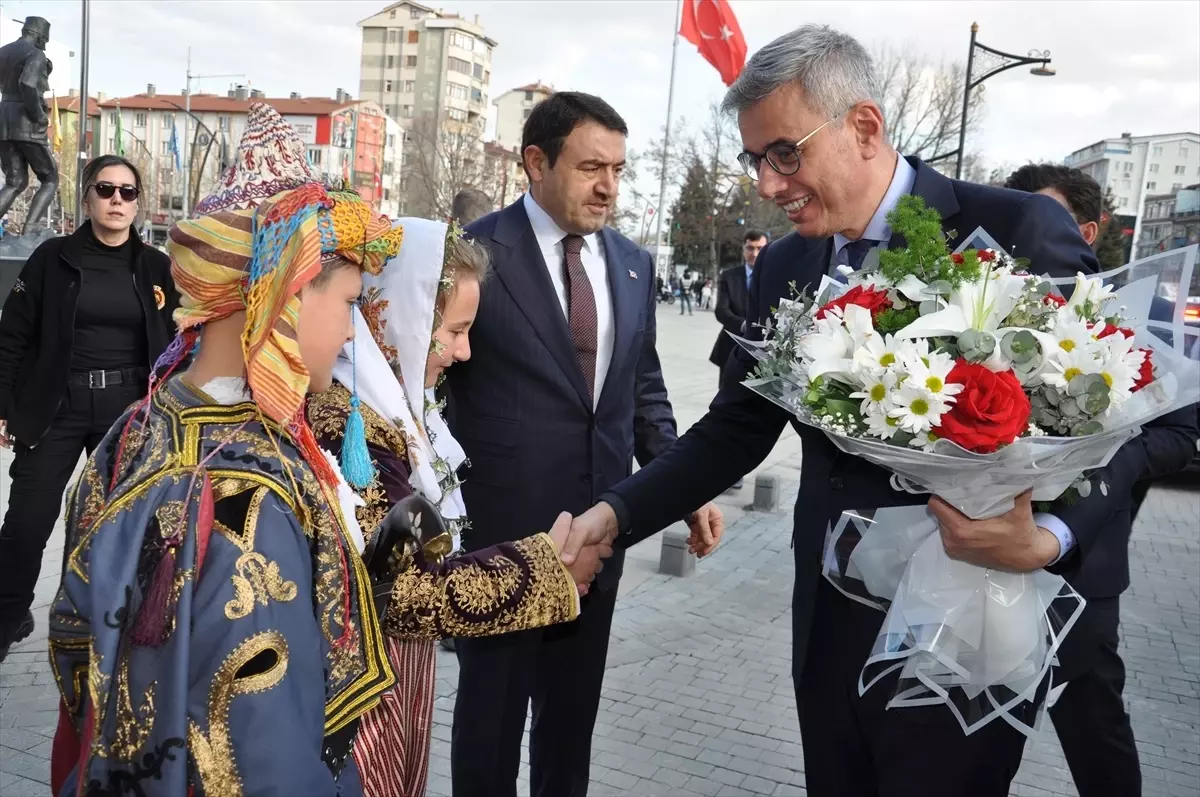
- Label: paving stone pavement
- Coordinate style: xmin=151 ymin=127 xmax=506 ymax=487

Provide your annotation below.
xmin=3 ymin=306 xmax=1199 ymax=796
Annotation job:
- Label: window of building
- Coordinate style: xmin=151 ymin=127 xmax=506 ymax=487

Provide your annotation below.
xmin=471 ymin=87 xmax=483 ymax=103
xmin=405 ymin=55 xmax=418 ymax=68
xmin=446 ymin=108 xmax=468 ymax=122
xmin=160 ymin=140 xmax=170 ymax=155
xmin=1123 ymin=161 xmax=1133 ymax=174
xmin=1175 ymin=164 xmax=1187 ymax=175
xmin=307 ymin=148 xmax=322 ymax=165
xmin=1121 ymin=178 xmax=1131 ymax=190
xmin=410 ymin=8 xmax=422 ymax=18
xmin=1180 ymin=145 xmax=1190 ymax=159
xmin=484 ymin=70 xmax=490 ymax=83
xmin=219 ymin=115 xmax=231 ymax=131
xmin=408 ymin=30 xmax=419 ymax=44
xmin=1147 ymin=181 xmax=1157 ymax=191
xmin=523 ymin=108 xmax=531 ymax=120
xmin=163 ymin=113 xmax=175 ymax=128
xmin=384 ymin=104 xmax=394 ymax=116
xmin=1153 ymin=145 xmax=1163 ymax=156
xmin=450 ymin=32 xmax=474 ymax=51
xmin=1173 ymin=183 xmax=1183 ymax=193
xmin=134 ymin=112 xmax=147 ymax=127
xmin=446 ymin=83 xmax=469 ymax=100
xmin=387 ymin=134 xmax=396 ymax=148
xmin=1119 ymin=196 xmax=1128 ymax=208
xmin=389 ymin=9 xmax=396 ymax=17
xmin=524 ymin=90 xmax=533 ymax=101
xmin=403 ymin=80 xmax=415 ymax=93
xmin=388 ymin=30 xmax=399 ymax=43
xmin=1150 ymin=163 xmax=1160 ymax=173
xmin=402 ymin=105 xmax=413 ymax=118
xmin=385 ymin=80 xmax=394 ymax=92
xmin=108 ymin=137 xmax=115 ymax=152
xmin=386 ymin=55 xmax=395 ymax=69
xmin=473 ymin=63 xmax=484 ymax=80
xmin=107 ymin=111 xmax=119 ymax=125
xmin=448 ymin=57 xmax=471 ymax=74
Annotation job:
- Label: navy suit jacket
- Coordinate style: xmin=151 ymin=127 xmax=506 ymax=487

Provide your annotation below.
xmin=446 ymin=198 xmax=678 ymax=588
xmin=602 ymin=157 xmax=1197 ymax=675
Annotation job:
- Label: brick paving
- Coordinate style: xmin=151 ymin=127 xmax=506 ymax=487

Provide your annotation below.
xmin=3 ymin=306 xmax=1198 ymax=796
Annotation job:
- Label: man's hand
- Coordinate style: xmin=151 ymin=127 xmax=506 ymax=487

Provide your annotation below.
xmin=930 ymin=490 xmax=1061 ymax=573
xmin=685 ymin=502 xmax=724 ymax=558
xmin=548 ymin=510 xmax=614 ymax=597
xmin=0 ymin=420 xmax=9 ymax=449
xmin=561 ymin=502 xmax=618 ymax=566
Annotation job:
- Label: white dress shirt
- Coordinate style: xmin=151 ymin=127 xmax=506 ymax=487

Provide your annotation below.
xmin=523 ymin=191 xmax=616 ymax=408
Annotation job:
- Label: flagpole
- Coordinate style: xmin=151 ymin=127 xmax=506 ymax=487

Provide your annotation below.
xmin=73 ymin=0 xmax=91 ymax=228
xmin=653 ymin=0 xmax=682 ymax=276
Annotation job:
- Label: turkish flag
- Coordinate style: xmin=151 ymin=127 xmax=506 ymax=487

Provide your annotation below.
xmin=679 ymin=0 xmax=747 ymax=87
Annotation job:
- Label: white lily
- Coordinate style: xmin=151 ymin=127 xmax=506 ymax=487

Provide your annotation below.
xmin=894 ymin=269 xmax=1029 ymax=340
xmin=1064 ymin=272 xmax=1117 ymax=322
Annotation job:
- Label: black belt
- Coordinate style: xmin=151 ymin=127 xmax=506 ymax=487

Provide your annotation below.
xmin=68 ymin=368 xmax=148 ymax=389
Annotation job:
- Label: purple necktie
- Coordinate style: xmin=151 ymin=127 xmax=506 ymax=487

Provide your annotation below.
xmin=562 ymin=234 xmax=598 ymax=401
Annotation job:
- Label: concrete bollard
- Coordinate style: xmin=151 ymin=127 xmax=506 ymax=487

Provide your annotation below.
xmin=753 ymin=474 xmax=779 ymax=512
xmin=658 ymin=528 xmax=696 ymax=578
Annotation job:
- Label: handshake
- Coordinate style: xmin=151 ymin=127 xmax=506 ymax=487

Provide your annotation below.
xmin=546 ymin=501 xmax=725 ymax=596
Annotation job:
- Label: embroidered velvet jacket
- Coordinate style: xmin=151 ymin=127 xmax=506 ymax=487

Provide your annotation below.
xmin=308 ymin=382 xmax=580 ymax=641
xmin=50 ymin=377 xmax=394 ymax=796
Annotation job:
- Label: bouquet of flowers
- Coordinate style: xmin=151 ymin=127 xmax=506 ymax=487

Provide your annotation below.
xmin=735 ymin=195 xmax=1200 ymax=736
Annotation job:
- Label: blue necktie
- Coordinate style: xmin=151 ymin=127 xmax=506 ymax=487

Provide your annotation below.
xmin=835 ymin=239 xmax=876 ymax=284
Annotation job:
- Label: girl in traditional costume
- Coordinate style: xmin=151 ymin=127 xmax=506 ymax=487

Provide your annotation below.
xmin=47 ymin=104 xmax=591 ymax=797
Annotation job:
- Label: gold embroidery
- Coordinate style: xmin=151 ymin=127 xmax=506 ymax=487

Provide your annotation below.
xmin=222 ymin=488 xmax=298 ymax=619
xmin=155 ymin=501 xmax=187 ymax=540
xmin=188 ymin=631 xmax=289 ymax=797
xmin=307 ymin=383 xmax=407 ymax=458
xmin=224 ymin=553 xmax=299 ymax=620
xmin=111 ymin=654 xmax=156 ymax=762
xmin=87 ymin=643 xmax=110 ymax=759
xmin=383 ymin=534 xmax=578 ymax=641
xmin=212 ymin=476 xmax=261 ymax=503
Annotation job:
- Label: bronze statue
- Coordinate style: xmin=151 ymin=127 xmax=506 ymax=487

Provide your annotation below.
xmin=0 ymin=16 xmax=59 ymax=233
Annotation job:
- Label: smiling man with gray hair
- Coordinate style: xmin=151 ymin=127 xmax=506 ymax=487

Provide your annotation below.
xmin=553 ymin=23 xmax=1179 ymax=796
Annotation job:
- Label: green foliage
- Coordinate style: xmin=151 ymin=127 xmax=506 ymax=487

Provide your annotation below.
xmin=874 ymin=305 xmax=920 ymax=334
xmin=877 ymin=195 xmax=983 ymax=288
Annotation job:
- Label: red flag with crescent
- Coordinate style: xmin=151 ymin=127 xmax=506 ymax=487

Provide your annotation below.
xmin=679 ymin=0 xmax=747 ymax=87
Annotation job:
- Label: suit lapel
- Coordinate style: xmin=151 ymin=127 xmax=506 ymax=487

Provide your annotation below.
xmin=597 ymin=227 xmax=636 ymax=408
xmin=491 ymin=201 xmax=592 ymax=407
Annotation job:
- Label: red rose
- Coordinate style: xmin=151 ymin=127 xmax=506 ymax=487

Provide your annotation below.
xmin=816 ymin=284 xmax=892 ymax=321
xmin=950 ymin=253 xmax=965 ymax=265
xmin=937 ymin=359 xmax=1031 ymax=453
xmin=978 ymin=250 xmax=996 ymax=262
xmin=1133 ymin=348 xmax=1154 ymax=392
xmin=1043 ymin=293 xmax=1067 ymax=307
xmin=1095 ymin=324 xmax=1134 ymax=339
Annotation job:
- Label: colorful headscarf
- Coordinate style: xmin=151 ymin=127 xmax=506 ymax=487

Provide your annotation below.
xmin=162 ymin=104 xmax=403 ymax=485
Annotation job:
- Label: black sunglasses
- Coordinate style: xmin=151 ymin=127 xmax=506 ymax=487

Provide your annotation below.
xmin=91 ymin=182 xmax=139 ymax=202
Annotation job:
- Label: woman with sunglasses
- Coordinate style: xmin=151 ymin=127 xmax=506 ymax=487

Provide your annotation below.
xmin=0 ymin=154 xmax=180 ymax=662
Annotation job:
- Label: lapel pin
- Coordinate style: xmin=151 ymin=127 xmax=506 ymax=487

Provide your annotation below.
xmin=628 ymin=269 xmax=638 ymax=280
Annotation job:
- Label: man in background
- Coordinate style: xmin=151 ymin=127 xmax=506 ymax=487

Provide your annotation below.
xmin=451 ymin=187 xmax=493 ymax=226
xmin=1005 ymin=162 xmax=1199 ymax=797
xmin=679 ymin=268 xmax=694 ymax=315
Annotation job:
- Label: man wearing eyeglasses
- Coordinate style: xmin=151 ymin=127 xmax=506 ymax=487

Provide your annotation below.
xmin=557 ymin=24 xmax=1200 ymax=797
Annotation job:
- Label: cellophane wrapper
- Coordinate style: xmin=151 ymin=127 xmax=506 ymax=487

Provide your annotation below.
xmin=734 ymin=244 xmax=1200 ymax=736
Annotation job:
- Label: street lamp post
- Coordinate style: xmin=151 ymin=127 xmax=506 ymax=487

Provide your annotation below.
xmin=73 ymin=0 xmax=91 ymax=228
xmin=181 ymin=48 xmax=245 ymax=217
xmin=930 ymin=23 xmax=1055 ymax=180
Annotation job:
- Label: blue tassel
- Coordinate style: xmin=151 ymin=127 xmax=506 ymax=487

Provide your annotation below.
xmin=340 ymin=337 xmax=377 ymax=490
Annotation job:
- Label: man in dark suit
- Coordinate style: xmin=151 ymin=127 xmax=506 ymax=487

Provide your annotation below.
xmin=710 ymin=229 xmax=766 ymax=385
xmin=446 ymin=92 xmax=720 ymax=797
xmin=564 ymin=26 xmax=1199 ymax=797
xmin=1004 ymin=163 xmax=1199 ymax=797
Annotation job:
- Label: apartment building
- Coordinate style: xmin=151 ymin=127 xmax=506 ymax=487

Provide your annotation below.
xmin=492 ymin=81 xmax=553 ymax=151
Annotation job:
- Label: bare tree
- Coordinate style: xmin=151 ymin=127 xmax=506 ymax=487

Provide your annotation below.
xmin=873 ymin=45 xmax=985 ymax=167
xmin=404 ymin=113 xmax=489 ymax=220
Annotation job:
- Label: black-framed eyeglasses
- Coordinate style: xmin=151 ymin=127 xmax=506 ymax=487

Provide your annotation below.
xmin=736 ymin=114 xmax=845 ymax=181
xmin=91 ymin=182 xmax=139 ymax=202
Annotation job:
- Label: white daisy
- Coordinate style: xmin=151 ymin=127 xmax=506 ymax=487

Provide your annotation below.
xmin=906 ymin=348 xmax=963 ymax=401
xmin=850 ymin=369 xmax=899 ymax=415
xmin=888 ymin=385 xmax=953 ymax=435
xmin=854 ymin=332 xmax=906 ymax=373
xmin=1042 ymin=346 xmax=1101 ymax=391
xmin=1097 ymin=345 xmax=1140 ymax=403
xmin=863 ymin=403 xmax=901 ymax=440
xmin=909 ymin=430 xmax=941 ymax=452
xmin=1049 ymin=315 xmax=1094 ymax=356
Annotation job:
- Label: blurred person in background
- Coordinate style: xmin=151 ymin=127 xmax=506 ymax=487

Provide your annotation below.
xmin=0 ymin=155 xmax=178 ymax=661
xmin=452 ymin=187 xmax=494 ymax=226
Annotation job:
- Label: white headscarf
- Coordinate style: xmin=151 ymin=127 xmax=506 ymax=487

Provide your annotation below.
xmin=332 ymin=218 xmax=468 ymax=552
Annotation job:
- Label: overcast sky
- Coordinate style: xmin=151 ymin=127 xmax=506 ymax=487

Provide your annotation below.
xmin=7 ymin=0 xmax=1198 ymax=211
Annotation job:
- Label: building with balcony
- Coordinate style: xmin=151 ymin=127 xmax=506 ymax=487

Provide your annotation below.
xmin=492 ymin=81 xmax=553 ymax=152
xmin=358 ymin=1 xmax=496 ymax=217
xmin=1065 ymin=132 xmax=1200 ymax=246
xmin=97 ymin=85 xmax=395 ymax=241
xmin=1137 ymin=184 xmax=1200 ymax=260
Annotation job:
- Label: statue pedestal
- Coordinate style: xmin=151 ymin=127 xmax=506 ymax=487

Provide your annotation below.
xmin=0 ymin=228 xmax=56 ymax=299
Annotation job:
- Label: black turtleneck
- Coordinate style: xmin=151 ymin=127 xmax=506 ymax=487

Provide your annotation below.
xmin=71 ymin=228 xmax=148 ymax=371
